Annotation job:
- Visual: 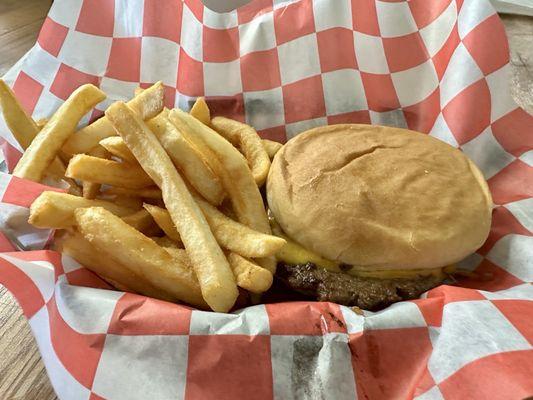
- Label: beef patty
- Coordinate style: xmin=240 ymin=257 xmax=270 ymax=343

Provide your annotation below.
xmin=276 ymin=262 xmax=443 ymax=311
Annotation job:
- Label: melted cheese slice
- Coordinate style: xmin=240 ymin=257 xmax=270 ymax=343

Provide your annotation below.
xmin=274 ymin=232 xmax=453 ymax=279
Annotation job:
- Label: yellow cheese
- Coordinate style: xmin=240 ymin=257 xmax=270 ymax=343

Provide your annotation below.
xmin=273 ymin=232 xmax=452 ymax=279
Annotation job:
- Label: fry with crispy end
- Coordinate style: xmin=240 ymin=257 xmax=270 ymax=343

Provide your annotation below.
xmin=13 ymin=84 xmax=105 ymax=182
xmin=29 ymin=191 xmax=135 ymax=229
xmin=211 ymin=117 xmax=271 ymax=186
xmin=106 ymin=102 xmax=238 ymax=312
xmin=82 ymin=145 xmax=110 ymax=199
xmin=75 ymin=207 xmax=208 ymax=308
xmin=66 ymin=154 xmax=153 ymax=189
xmin=190 ymin=97 xmax=210 ymax=125
xmin=147 ymin=114 xmax=225 ymax=205
xmin=62 ymin=82 xmax=164 ymax=155
xmin=143 ymin=204 xmax=182 ymax=243
xmin=262 ymin=139 xmax=283 ymax=159
xmin=104 ymin=186 xmax=162 ymax=199
xmin=55 ymin=231 xmax=175 ymax=301
xmin=99 ymin=136 xmax=138 ymax=164
xmin=170 ymin=109 xmax=276 ymax=272
xmin=121 ymin=209 xmax=159 ymax=235
xmin=227 ymin=252 xmax=273 ymax=294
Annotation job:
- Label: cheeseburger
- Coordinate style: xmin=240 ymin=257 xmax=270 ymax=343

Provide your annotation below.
xmin=266 ymin=124 xmax=492 ymax=310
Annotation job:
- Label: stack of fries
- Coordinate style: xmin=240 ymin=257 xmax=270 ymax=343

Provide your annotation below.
xmin=0 ymin=80 xmax=285 ymax=312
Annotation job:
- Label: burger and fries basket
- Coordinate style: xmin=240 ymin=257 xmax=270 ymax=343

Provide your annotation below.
xmin=0 ymin=0 xmax=532 ymax=398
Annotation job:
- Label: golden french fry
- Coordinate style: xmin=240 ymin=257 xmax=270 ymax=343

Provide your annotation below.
xmin=104 ymin=186 xmax=162 ymax=199
xmin=62 ymin=82 xmax=164 ymax=155
xmin=190 ymin=97 xmax=210 ymax=125
xmin=56 ymin=231 xmax=176 ymax=302
xmin=29 ymin=191 xmax=135 ymax=229
xmin=262 ymin=139 xmax=283 ymax=159
xmin=99 ymin=136 xmax=138 ymax=164
xmin=13 ymin=84 xmax=105 ymax=182
xmin=106 ymin=102 xmax=238 ymax=312
xmin=0 ymin=79 xmax=40 ymax=149
xmin=134 ymin=87 xmax=144 ymax=96
xmin=121 ymin=209 xmax=158 ymax=235
xmin=211 ymin=117 xmax=271 ymax=186
xmin=143 ymin=204 xmax=182 ymax=243
xmin=147 ymin=113 xmax=225 ymax=205
xmin=170 ymin=110 xmax=276 ymax=273
xmin=151 ymin=236 xmax=181 ymax=248
xmin=82 ymin=145 xmax=110 ymax=199
xmin=227 ymin=252 xmax=273 ymax=294
xmin=75 ymin=207 xmax=207 ymax=308
xmin=66 ymin=154 xmax=153 ymax=189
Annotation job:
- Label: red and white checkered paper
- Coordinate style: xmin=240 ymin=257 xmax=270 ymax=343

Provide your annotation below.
xmin=1 ymin=0 xmax=532 ymax=399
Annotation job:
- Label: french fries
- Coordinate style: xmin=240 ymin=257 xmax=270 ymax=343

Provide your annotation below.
xmin=13 ymin=84 xmax=105 ymax=182
xmin=211 ymin=117 xmax=271 ymax=186
xmin=106 ymin=102 xmax=238 ymax=312
xmin=262 ymin=139 xmax=283 ymax=159
xmin=56 ymin=231 xmax=175 ymax=301
xmin=169 ymin=109 xmax=277 ymax=273
xmin=29 ymin=191 xmax=135 ymax=229
xmin=82 ymin=145 xmax=110 ymax=199
xmin=143 ymin=204 xmax=182 ymax=243
xmin=147 ymin=113 xmax=225 ymax=205
xmin=75 ymin=207 xmax=207 ymax=308
xmin=62 ymin=82 xmax=164 ymax=155
xmin=143 ymin=202 xmax=284 ymax=258
xmin=190 ymin=97 xmax=210 ymax=125
xmin=169 ymin=110 xmax=270 ymax=232
xmin=227 ymin=252 xmax=273 ymax=294
xmin=10 ymin=77 xmax=287 ymax=311
xmin=66 ymin=154 xmax=154 ymax=189
xmin=195 ymin=196 xmax=285 ymax=258
xmin=99 ymin=136 xmax=139 ymax=164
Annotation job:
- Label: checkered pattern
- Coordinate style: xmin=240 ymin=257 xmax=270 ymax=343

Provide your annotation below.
xmin=0 ymin=0 xmax=532 ymax=399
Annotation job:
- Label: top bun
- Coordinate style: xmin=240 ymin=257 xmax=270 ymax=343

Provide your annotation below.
xmin=267 ymin=124 xmax=492 ymax=270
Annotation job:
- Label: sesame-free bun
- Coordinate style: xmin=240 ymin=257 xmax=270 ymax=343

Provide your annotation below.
xmin=267 ymin=124 xmax=492 ymax=270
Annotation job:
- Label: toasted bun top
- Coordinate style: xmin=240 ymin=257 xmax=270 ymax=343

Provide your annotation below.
xmin=267 ymin=124 xmax=492 ymax=270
